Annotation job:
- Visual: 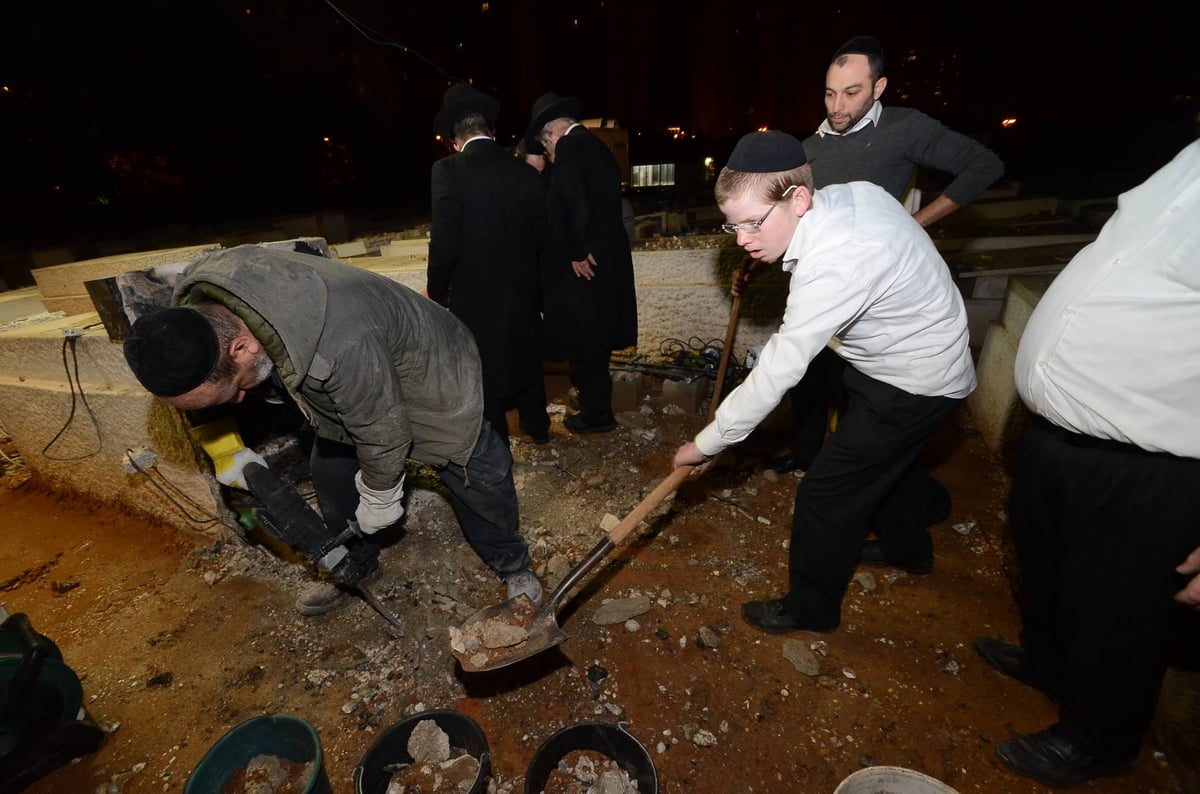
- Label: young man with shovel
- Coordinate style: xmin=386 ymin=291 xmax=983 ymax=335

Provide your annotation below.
xmin=673 ymin=130 xmax=975 ymax=634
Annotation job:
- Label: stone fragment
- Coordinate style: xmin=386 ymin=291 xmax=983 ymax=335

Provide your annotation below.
xmin=853 ymin=571 xmax=877 ymax=593
xmin=782 ymin=639 xmax=821 ymax=676
xmin=407 ymin=719 xmax=451 ymax=764
xmin=591 ymin=595 xmax=652 ymax=626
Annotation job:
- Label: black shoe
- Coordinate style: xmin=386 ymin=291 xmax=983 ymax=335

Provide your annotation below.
xmin=858 ymin=540 xmax=933 ymax=575
xmin=924 ymin=479 xmax=952 ymax=525
xmin=996 ymin=727 xmax=1138 ymax=787
xmin=563 ymin=413 xmax=617 ymax=434
xmin=767 ymin=453 xmax=810 ymax=474
xmin=740 ymin=598 xmax=838 ymax=634
xmin=972 ymin=637 xmax=1063 ymax=703
xmin=520 ymin=426 xmax=551 ymax=444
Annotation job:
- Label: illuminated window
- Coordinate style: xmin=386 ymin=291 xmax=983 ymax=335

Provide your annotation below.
xmin=631 ymin=164 xmax=676 ymax=188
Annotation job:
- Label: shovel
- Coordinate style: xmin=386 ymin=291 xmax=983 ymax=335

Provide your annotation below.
xmin=451 ymin=464 xmax=695 ymax=672
xmin=450 ymin=272 xmax=748 ymax=672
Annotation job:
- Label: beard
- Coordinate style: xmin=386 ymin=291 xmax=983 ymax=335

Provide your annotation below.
xmin=250 ymin=352 xmax=275 ymax=387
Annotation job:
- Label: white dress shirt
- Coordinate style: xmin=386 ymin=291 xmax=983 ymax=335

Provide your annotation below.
xmin=1015 ymin=140 xmax=1200 ymax=459
xmin=695 ymin=182 xmax=976 ymax=457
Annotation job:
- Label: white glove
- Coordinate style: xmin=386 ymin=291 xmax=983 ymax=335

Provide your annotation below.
xmin=353 ymin=470 xmax=405 ymax=535
xmin=214 ymin=447 xmax=268 ymax=491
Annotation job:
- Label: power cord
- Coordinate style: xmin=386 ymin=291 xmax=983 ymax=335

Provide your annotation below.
xmin=42 ymin=331 xmax=102 ymax=461
xmin=123 ymin=448 xmax=233 ymax=530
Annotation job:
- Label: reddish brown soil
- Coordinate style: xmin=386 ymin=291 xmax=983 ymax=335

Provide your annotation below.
xmin=0 ymin=387 xmax=1190 ymax=794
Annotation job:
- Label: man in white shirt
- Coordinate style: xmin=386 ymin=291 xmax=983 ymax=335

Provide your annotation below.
xmin=674 ymin=130 xmax=975 ymax=633
xmin=973 ymin=139 xmax=1200 ymax=786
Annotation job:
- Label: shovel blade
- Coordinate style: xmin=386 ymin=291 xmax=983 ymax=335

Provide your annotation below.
xmin=450 ymin=595 xmax=568 ymax=673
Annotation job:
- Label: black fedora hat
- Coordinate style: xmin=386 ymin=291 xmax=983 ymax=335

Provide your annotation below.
xmin=433 ymin=82 xmax=501 ymax=139
xmin=525 ymin=92 xmax=584 ymax=143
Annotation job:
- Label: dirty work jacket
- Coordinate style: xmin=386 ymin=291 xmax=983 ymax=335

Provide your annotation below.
xmin=173 ymin=244 xmax=485 ymax=491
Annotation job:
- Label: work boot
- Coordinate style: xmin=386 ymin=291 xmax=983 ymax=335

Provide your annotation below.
xmin=505 ymin=569 xmax=544 ymax=606
xmin=296 ymin=567 xmax=380 ymax=617
xmin=296 ymin=582 xmax=345 ymax=616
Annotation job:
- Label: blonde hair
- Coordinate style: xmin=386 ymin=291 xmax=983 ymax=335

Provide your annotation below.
xmin=715 ymin=164 xmax=813 ymax=206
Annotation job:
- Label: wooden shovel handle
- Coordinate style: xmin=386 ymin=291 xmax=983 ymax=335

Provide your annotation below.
xmin=709 ymin=293 xmax=741 ymax=421
xmin=605 ymin=465 xmax=695 ymax=548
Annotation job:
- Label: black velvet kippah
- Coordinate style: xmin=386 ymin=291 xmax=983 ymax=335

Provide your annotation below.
xmin=832 ymin=35 xmax=884 ymax=70
xmin=725 ymin=130 xmax=807 ymax=173
xmin=123 ymin=308 xmax=219 ymax=397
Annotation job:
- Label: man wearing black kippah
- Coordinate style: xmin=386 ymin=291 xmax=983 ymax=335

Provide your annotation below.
xmin=124 ymin=244 xmax=543 ymax=616
xmin=741 ymin=35 xmax=1004 ymax=572
xmin=674 ymin=130 xmax=975 ymax=634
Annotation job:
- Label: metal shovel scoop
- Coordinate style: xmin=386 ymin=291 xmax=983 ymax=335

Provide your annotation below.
xmin=451 ymin=464 xmax=695 ymax=672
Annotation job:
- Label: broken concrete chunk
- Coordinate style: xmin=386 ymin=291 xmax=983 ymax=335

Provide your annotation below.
xmin=591 ymin=595 xmax=653 ymax=626
xmin=782 ymin=638 xmax=821 ymax=677
xmin=407 ymin=719 xmax=451 ymax=764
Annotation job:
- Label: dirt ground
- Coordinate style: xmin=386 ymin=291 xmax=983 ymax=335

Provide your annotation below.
xmin=0 ymin=381 xmax=1191 ymax=794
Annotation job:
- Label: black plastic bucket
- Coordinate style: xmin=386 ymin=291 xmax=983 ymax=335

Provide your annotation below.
xmin=353 ymin=709 xmax=490 ymax=794
xmin=524 ymin=721 xmax=658 ymax=794
xmin=183 ymin=713 xmax=330 ymax=794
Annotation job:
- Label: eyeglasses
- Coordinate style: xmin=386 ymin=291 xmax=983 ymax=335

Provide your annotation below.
xmin=721 ymin=185 xmax=797 ymax=234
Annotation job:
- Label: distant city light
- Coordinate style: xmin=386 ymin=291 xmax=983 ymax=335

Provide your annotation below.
xmin=1001 ymin=117 xmax=1018 ymax=128
xmin=1 ymin=85 xmax=10 ymax=93
xmin=322 ymin=136 xmax=330 ymax=143
xmin=244 ymin=7 xmax=251 ymax=14
xmin=757 ymin=126 xmax=768 ymax=132
xmin=704 ymin=157 xmax=714 ymax=167
xmin=481 ymin=1 xmax=489 ymax=10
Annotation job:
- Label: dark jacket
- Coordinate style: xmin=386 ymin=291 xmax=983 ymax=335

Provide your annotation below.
xmin=428 ymin=137 xmax=546 ymax=399
xmin=542 ymin=125 xmax=638 ymax=359
xmin=174 ymin=245 xmax=485 ymax=491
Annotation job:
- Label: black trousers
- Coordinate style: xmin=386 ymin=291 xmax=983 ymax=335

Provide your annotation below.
xmin=308 ymin=421 xmax=531 ymax=578
xmin=1010 ymin=417 xmax=1200 ymax=757
xmin=782 ymin=365 xmax=962 ymax=625
xmin=569 ymin=352 xmax=614 ymax=420
xmin=483 ymin=376 xmax=550 ymax=445
xmin=785 ymin=346 xmax=846 ymax=465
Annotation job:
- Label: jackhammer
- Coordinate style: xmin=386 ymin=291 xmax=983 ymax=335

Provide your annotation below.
xmin=193 ymin=418 xmax=405 ymax=632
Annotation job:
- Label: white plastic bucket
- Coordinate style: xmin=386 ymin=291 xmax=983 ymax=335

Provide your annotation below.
xmin=833 ymin=766 xmax=959 ymax=794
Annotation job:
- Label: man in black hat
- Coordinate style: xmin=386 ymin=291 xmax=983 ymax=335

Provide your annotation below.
xmin=674 ymin=130 xmax=975 ymax=635
xmin=123 ymin=245 xmax=543 ymax=615
xmin=429 ymin=82 xmax=550 ymax=446
xmin=526 ymin=92 xmax=637 ymax=434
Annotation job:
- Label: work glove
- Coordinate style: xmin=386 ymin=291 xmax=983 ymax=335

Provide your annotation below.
xmin=353 ymin=470 xmax=405 ymax=535
xmin=213 ymin=447 xmax=269 ymax=491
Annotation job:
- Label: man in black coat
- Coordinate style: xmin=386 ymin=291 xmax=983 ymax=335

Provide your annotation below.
xmin=429 ymin=83 xmax=550 ymax=445
xmin=527 ymin=92 xmax=637 ymax=434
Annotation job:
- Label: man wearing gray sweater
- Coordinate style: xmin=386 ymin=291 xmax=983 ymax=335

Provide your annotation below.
xmin=803 ymin=35 xmax=1005 ymax=227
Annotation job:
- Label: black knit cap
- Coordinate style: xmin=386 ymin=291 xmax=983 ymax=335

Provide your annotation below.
xmin=725 ymin=130 xmax=807 ymax=173
xmin=123 ymin=307 xmax=219 ymax=397
xmin=832 ymin=35 xmax=884 ymax=71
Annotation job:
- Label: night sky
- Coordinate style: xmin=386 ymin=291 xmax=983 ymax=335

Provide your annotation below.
xmin=3 ymin=0 xmax=1196 ymax=254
